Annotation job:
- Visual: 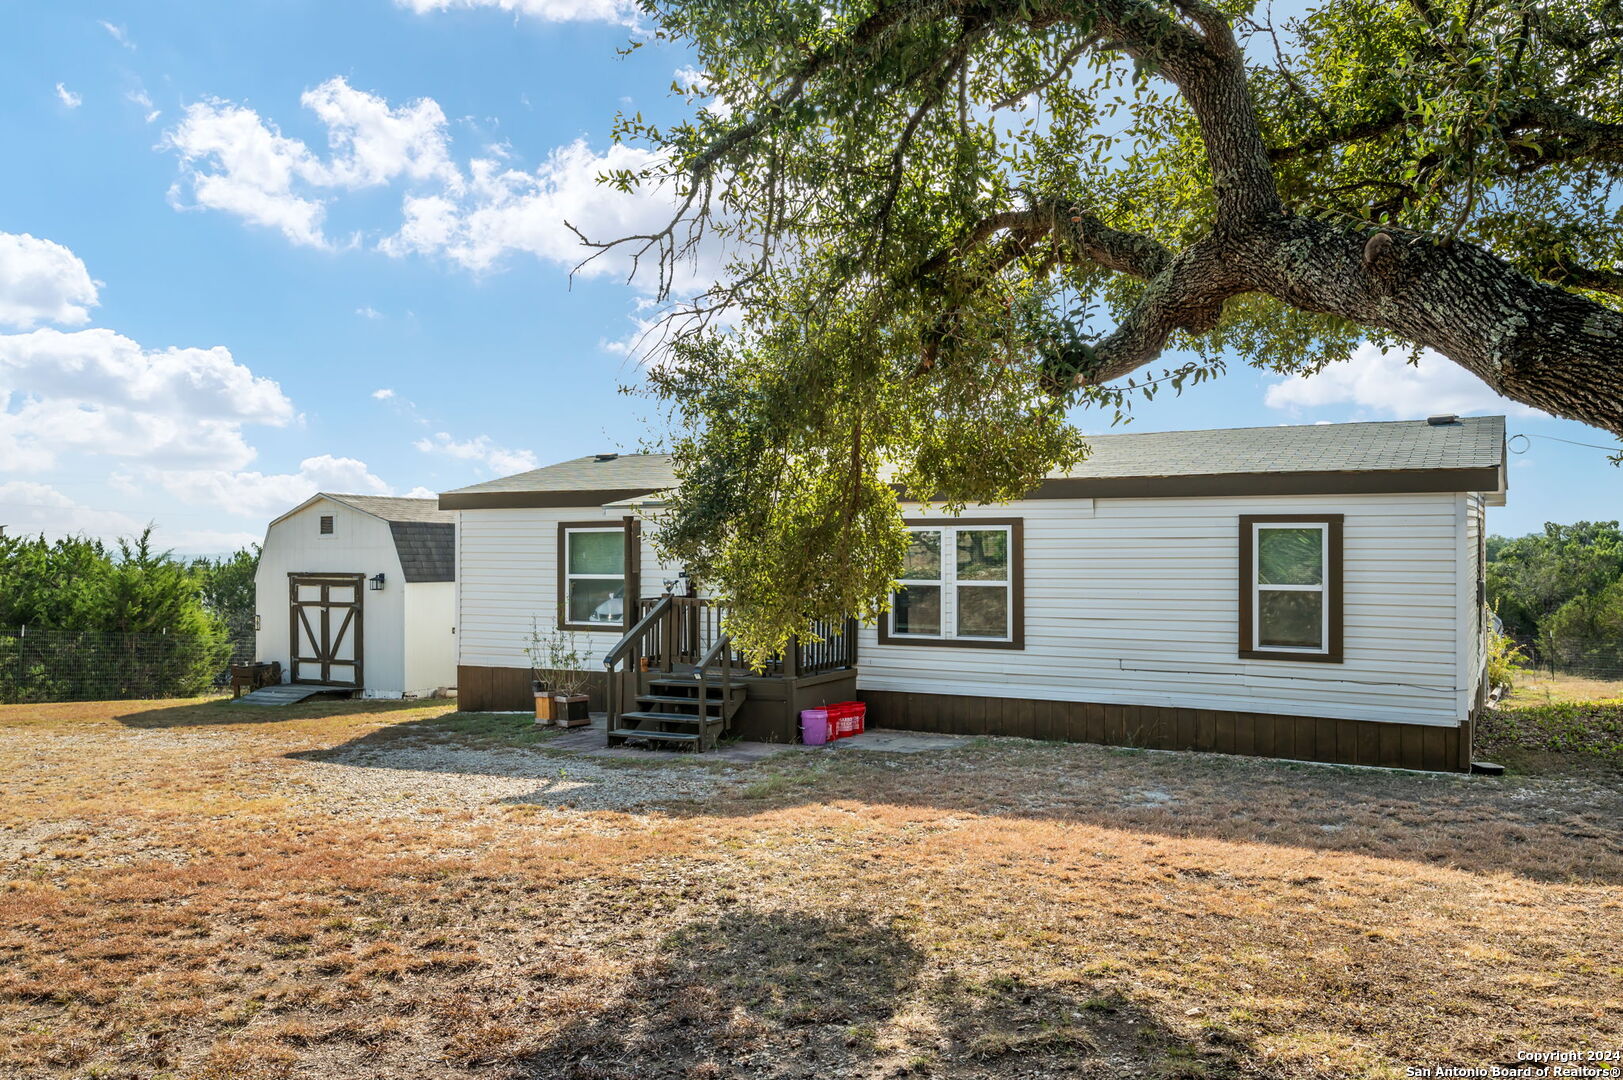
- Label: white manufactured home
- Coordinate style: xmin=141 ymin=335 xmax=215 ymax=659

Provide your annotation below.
xmin=439 ymin=417 xmax=1505 ymax=771
xmin=254 ymin=494 xmax=457 ymax=699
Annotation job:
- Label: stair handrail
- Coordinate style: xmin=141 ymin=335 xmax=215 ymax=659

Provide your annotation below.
xmin=603 ymin=593 xmax=673 ymax=731
xmin=692 ymin=630 xmax=734 ymax=752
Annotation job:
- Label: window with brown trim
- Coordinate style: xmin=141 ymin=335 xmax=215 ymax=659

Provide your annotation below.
xmin=878 ymin=519 xmax=1024 ymax=649
xmin=557 ymin=522 xmax=629 ymax=631
xmin=1238 ymin=514 xmax=1343 ymax=662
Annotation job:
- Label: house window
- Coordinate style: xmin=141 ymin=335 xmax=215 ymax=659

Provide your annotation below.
xmin=881 ymin=520 xmax=1023 ymax=648
xmin=319 ymin=515 xmax=334 ymax=535
xmin=558 ymin=524 xmax=627 ymax=630
xmin=1239 ymin=514 xmax=1343 ymax=662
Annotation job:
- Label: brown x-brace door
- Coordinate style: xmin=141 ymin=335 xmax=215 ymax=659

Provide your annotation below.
xmin=288 ymin=573 xmax=364 ymax=688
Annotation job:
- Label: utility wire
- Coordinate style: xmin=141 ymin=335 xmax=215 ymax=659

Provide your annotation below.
xmin=1506 ymin=432 xmax=1622 ymax=455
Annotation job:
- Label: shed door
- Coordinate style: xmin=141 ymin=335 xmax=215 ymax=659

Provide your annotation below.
xmin=289 ymin=574 xmax=364 ymax=687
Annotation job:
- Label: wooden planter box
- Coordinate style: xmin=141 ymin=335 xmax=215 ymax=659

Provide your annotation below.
xmin=552 ymin=694 xmax=591 ymax=728
xmin=533 ymin=684 xmax=589 ymax=727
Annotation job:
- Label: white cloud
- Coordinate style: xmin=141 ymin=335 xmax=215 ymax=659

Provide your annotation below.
xmin=394 ymin=0 xmax=636 ymax=25
xmin=162 ymin=78 xmax=462 ymax=247
xmin=371 ymin=387 xmax=395 ymax=399
xmin=672 ymin=65 xmax=734 ymax=119
xmin=164 ymin=82 xmax=719 ymax=294
xmin=157 ymin=454 xmax=394 ymax=519
xmin=0 ymin=232 xmax=100 ymax=329
xmin=163 ymin=99 xmax=333 ymax=247
xmin=378 ymin=193 xmax=462 ymax=259
xmin=0 ymin=481 xmax=144 ymax=540
xmin=299 ymin=77 xmax=462 ymax=192
xmin=357 ymin=306 xmax=384 ymax=320
xmin=403 ymin=485 xmax=437 ymax=499
xmin=415 ymin=431 xmax=537 ymax=475
xmin=1263 ymin=342 xmax=1542 ymax=420
xmin=55 ymin=83 xmax=82 ymax=109
xmin=0 ymin=327 xmax=295 ymax=472
xmin=100 ymin=21 xmax=134 ymax=49
xmin=127 ymin=88 xmax=160 ymax=123
xmin=380 ymin=140 xmax=706 ymax=289
xmin=0 ymin=481 xmax=261 ymax=549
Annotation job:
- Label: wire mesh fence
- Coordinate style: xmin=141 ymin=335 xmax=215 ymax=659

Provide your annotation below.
xmin=1513 ymin=640 xmax=1623 ymax=685
xmin=0 ymin=627 xmax=256 ymax=704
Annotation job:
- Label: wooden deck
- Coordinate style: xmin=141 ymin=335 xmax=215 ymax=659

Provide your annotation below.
xmin=604 ymin=597 xmax=858 ymax=750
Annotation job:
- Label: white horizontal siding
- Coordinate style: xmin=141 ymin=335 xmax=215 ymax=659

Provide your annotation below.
xmin=454 ymin=492 xmax=1472 ymax=728
xmin=856 ymin=494 xmax=1469 ymax=727
xmin=456 ymin=506 xmax=682 ymax=669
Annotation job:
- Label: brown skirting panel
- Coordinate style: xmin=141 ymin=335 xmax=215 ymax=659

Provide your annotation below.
xmin=456 ymin=665 xmax=607 ymax=713
xmin=858 ymin=689 xmax=1471 ymax=773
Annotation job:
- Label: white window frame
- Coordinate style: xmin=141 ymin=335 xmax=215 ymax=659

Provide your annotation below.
xmin=891 ymin=524 xmax=1014 ymax=643
xmin=561 ymin=525 xmax=626 ymax=629
xmin=1250 ymin=521 xmax=1331 ymax=656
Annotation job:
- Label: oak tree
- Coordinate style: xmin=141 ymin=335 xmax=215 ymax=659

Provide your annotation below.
xmin=597 ymin=0 xmax=1623 ymax=660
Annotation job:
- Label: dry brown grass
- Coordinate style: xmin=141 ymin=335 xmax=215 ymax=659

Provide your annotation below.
xmin=1507 ymin=671 xmax=1623 ymax=706
xmin=3 ymin=698 xmax=1622 ymax=1079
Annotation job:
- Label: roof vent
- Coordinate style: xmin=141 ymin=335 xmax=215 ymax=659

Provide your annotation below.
xmin=594 ymin=453 xmax=619 ymax=462
xmin=1426 ymin=414 xmax=1460 ymax=426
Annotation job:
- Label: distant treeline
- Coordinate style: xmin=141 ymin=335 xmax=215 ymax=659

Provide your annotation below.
xmin=0 ymin=529 xmax=259 ymax=701
xmin=1487 ymin=521 xmax=1623 ymax=674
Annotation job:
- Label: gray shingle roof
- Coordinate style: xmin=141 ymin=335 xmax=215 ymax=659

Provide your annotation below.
xmin=443 ymin=454 xmax=678 ymax=497
xmin=388 ymin=521 xmax=456 ymax=583
xmin=444 ymin=418 xmax=1504 ymax=499
xmin=1051 ymin=416 xmax=1505 ymax=479
xmin=321 ymin=495 xmax=456 ymax=582
xmin=324 ymin=494 xmax=458 ymax=524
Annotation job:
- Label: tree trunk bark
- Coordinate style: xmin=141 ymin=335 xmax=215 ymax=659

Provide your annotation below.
xmin=1240 ymin=217 xmax=1623 ymax=436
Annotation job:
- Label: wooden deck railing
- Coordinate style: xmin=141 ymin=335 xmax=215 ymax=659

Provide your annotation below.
xmin=633 ymin=595 xmax=858 ymax=677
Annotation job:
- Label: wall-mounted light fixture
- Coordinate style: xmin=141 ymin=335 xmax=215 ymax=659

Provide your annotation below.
xmin=253 ymin=614 xmax=261 ymax=631
xmin=369 ymin=573 xmax=386 ymax=591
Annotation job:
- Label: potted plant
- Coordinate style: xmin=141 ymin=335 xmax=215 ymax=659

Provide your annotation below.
xmin=522 ymin=621 xmax=591 ymax=727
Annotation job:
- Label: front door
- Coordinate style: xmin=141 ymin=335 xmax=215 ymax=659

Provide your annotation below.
xmin=288 ymin=573 xmax=364 ymax=687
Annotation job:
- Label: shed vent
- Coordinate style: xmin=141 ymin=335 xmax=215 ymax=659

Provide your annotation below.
xmin=594 ymin=453 xmax=619 ymax=461
xmin=319 ymin=515 xmax=334 ymax=535
xmin=1426 ymin=414 xmax=1460 ymax=426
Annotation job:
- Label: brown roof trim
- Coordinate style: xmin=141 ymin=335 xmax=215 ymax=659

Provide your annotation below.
xmin=1027 ymin=466 xmax=1502 ymax=500
xmin=440 ymin=487 xmax=662 ymax=511
xmin=443 ymin=465 xmax=1501 ymax=511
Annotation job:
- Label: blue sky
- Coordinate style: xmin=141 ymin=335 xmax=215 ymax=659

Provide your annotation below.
xmin=0 ymin=0 xmax=1616 ymax=553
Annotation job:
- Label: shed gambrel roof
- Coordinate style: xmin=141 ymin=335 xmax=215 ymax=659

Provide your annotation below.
xmin=439 ymin=417 xmax=1506 ymax=509
xmin=269 ymin=494 xmax=457 ymax=583
xmin=322 ymin=495 xmax=458 ymax=524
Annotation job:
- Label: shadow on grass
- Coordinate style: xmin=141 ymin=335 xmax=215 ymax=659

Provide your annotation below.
xmin=113 ymin=695 xmax=441 ymax=729
xmin=285 ymin=713 xmax=1623 ymax=885
xmin=522 ymin=908 xmax=1245 ymax=1079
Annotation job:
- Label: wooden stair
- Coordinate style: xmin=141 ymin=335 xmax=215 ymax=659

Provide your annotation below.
xmin=606 ymin=675 xmax=746 ymax=752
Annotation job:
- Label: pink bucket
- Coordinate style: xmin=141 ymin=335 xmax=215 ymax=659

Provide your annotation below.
xmin=799 ymin=708 xmax=830 ymax=746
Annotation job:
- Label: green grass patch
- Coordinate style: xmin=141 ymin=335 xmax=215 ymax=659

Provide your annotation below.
xmin=1476 ymin=700 xmax=1623 ymax=772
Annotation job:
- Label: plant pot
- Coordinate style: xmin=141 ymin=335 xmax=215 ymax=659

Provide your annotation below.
xmin=553 ymin=694 xmax=591 ymax=727
xmin=533 ymin=682 xmax=553 ymax=724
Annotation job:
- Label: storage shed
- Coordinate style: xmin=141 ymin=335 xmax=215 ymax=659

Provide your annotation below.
xmin=254 ymin=494 xmax=457 ymax=698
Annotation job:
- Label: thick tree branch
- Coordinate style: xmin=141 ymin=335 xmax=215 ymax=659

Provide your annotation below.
xmin=1240 ymin=220 xmax=1623 ymax=436
xmin=1268 ymin=107 xmax=1410 ymax=162
xmin=1504 ymin=103 xmax=1623 ymax=169
xmin=1073 ymin=238 xmax=1247 ymax=382
xmin=910 ymin=198 xmax=1171 ymax=287
xmin=1530 ymin=261 xmax=1623 ymax=299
